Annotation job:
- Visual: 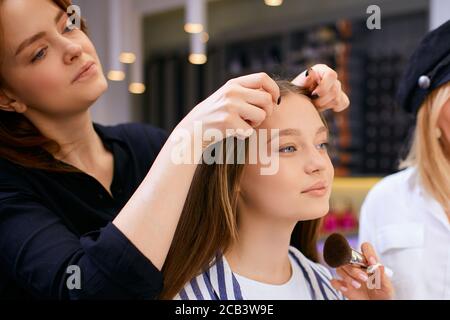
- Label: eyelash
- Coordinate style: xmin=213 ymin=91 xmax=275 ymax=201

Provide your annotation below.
xmin=31 ymin=23 xmax=76 ymax=63
xmin=279 ymin=142 xmax=329 ymax=153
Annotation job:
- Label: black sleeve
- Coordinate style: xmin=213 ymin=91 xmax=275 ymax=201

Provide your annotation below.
xmin=0 ymin=185 xmax=163 ymax=300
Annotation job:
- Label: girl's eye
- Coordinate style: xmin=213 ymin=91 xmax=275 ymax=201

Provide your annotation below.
xmin=279 ymin=146 xmax=297 ymax=153
xmin=317 ymin=142 xmax=329 ymax=150
xmin=32 ymin=47 xmax=47 ymax=63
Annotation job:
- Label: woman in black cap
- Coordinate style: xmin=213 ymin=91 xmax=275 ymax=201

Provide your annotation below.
xmin=0 ymin=0 xmax=349 ymax=299
xmin=358 ymin=20 xmax=450 ymax=299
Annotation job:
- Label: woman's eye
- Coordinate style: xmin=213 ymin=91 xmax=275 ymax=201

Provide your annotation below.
xmin=279 ymin=146 xmax=297 ymax=153
xmin=32 ymin=47 xmax=47 ymax=63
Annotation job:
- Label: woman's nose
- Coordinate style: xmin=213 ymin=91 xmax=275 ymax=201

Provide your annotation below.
xmin=63 ymin=42 xmax=82 ymax=64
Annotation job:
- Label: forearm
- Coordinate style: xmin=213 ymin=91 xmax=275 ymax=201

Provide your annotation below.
xmin=113 ymin=122 xmax=199 ymax=270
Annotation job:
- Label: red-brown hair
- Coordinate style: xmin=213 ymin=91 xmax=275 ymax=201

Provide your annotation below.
xmin=0 ymin=0 xmax=88 ymax=172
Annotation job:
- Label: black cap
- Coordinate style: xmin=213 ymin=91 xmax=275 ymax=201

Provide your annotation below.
xmin=396 ymin=19 xmax=450 ymax=114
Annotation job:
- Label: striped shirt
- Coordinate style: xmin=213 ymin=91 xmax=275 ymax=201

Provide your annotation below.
xmin=175 ymin=246 xmax=344 ymax=300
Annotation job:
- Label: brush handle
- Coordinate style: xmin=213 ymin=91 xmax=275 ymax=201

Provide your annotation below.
xmin=350 ymin=248 xmax=394 ymax=278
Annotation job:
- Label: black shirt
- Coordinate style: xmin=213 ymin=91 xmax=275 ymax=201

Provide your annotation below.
xmin=0 ymin=122 xmax=168 ymax=299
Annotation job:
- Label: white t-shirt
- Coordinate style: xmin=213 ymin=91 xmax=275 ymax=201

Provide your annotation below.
xmin=228 ymin=254 xmax=312 ymax=300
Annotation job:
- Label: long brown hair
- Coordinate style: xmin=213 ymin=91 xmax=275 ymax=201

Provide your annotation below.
xmin=160 ymin=81 xmax=324 ymax=299
xmin=0 ymin=0 xmax=88 ymax=172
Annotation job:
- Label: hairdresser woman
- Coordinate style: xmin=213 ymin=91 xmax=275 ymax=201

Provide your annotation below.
xmin=359 ymin=20 xmax=450 ymax=299
xmin=0 ymin=0 xmax=349 ymax=299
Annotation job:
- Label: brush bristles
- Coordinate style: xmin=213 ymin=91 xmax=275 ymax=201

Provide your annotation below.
xmin=323 ymin=233 xmax=352 ymax=268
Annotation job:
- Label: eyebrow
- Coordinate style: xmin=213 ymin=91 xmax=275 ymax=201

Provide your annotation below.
xmin=15 ymin=10 xmax=65 ymax=57
xmin=267 ymin=126 xmax=328 ymax=144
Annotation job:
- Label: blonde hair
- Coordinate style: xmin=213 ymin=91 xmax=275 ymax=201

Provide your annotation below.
xmin=400 ymin=82 xmax=450 ymax=212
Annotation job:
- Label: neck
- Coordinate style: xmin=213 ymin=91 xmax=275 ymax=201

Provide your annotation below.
xmin=224 ymin=207 xmax=296 ymax=285
xmin=25 ymin=110 xmax=105 ymax=172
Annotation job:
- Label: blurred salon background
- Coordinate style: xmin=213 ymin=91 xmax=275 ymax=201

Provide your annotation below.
xmin=72 ymin=0 xmax=450 ymax=259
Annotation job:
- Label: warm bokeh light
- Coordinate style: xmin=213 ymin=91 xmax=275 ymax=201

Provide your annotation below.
xmin=184 ymin=23 xmax=204 ymax=33
xmin=264 ymin=0 xmax=283 ymax=6
xmin=188 ymin=53 xmax=207 ymax=64
xmin=107 ymin=70 xmax=126 ymax=81
xmin=129 ymin=82 xmax=146 ymax=94
xmin=202 ymin=32 xmax=209 ymax=43
xmin=120 ymin=52 xmax=136 ymax=64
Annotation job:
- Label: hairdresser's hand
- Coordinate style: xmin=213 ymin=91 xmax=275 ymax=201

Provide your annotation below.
xmin=178 ymin=72 xmax=280 ymax=150
xmin=292 ymin=64 xmax=349 ymax=112
xmin=330 ymin=242 xmax=395 ymax=300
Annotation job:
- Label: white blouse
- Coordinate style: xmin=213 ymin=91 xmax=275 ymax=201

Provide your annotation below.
xmin=359 ymin=167 xmax=450 ymax=299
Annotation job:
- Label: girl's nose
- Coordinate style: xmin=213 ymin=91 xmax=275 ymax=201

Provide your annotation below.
xmin=304 ymin=148 xmax=327 ymax=174
xmin=63 ymin=42 xmax=82 ymax=64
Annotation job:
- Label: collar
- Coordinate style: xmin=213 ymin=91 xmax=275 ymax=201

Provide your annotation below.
xmin=93 ymin=122 xmax=127 ymax=145
xmin=203 ymin=246 xmax=340 ymax=300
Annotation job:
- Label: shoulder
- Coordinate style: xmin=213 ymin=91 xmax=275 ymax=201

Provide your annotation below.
xmin=0 ymin=158 xmax=31 ymax=193
xmin=175 ymin=255 xmax=238 ymax=300
xmin=360 ymin=167 xmax=418 ymax=222
xmin=288 ymin=246 xmax=345 ymax=300
xmin=94 ymin=122 xmax=168 ymax=153
xmin=174 ymin=267 xmax=218 ymax=300
xmin=365 ymin=167 xmax=417 ymax=203
xmin=288 ymin=246 xmax=332 ymax=279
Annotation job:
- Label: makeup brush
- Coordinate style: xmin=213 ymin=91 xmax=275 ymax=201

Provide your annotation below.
xmin=323 ymin=233 xmax=393 ymax=278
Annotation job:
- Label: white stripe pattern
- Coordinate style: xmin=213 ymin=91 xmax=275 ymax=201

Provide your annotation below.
xmin=175 ymin=246 xmax=345 ymax=300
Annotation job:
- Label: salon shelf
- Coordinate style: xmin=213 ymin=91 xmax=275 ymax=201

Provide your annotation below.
xmin=330 ymin=176 xmax=382 ymax=217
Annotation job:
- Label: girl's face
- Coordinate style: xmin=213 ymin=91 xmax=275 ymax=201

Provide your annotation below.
xmin=239 ymin=93 xmax=334 ymax=222
xmin=0 ymin=0 xmax=107 ymax=115
xmin=437 ymin=97 xmax=450 ymax=154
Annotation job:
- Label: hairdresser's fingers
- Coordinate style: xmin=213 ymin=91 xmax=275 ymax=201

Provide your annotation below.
xmin=238 ymin=87 xmax=275 ymax=118
xmin=361 ymin=242 xmax=380 ymax=266
xmin=224 ymin=117 xmax=255 ymax=140
xmin=307 ymin=65 xmax=349 ymax=112
xmin=303 ymin=67 xmax=321 ymax=90
xmin=312 ymin=68 xmax=336 ymax=98
xmin=331 ymin=279 xmax=366 ymax=300
xmin=230 ymin=72 xmax=280 ymax=105
xmin=236 ymin=102 xmax=268 ymax=128
xmin=334 ymin=88 xmax=350 ymax=112
xmin=313 ymin=86 xmax=338 ymax=111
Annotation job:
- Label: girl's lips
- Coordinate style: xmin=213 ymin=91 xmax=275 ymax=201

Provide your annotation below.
xmin=72 ymin=62 xmax=97 ymax=83
xmin=302 ymin=187 xmax=328 ymax=197
xmin=301 ymin=181 xmax=328 ymax=197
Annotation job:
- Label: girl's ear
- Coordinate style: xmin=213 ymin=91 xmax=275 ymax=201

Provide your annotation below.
xmin=0 ymin=89 xmax=27 ymax=113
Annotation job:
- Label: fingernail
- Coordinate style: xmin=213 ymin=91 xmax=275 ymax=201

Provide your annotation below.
xmin=311 ymin=94 xmax=319 ymax=100
xmin=351 ymin=280 xmax=361 ymax=289
xmin=277 ymin=96 xmax=281 ymax=105
xmin=340 ymin=286 xmax=348 ymax=292
xmin=369 ymin=257 xmax=377 ymax=265
xmin=359 ymin=273 xmax=369 ymax=282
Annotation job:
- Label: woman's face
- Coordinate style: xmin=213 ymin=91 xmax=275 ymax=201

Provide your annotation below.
xmin=0 ymin=0 xmax=107 ymax=115
xmin=238 ymin=92 xmax=334 ymax=222
xmin=437 ymin=97 xmax=450 ymax=154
